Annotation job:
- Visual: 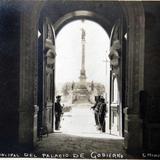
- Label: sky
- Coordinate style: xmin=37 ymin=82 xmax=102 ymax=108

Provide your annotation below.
xmin=55 ymin=20 xmax=110 ymax=87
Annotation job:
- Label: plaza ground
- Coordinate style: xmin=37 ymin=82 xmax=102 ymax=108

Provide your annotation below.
xmin=35 ymin=103 xmax=126 ymax=159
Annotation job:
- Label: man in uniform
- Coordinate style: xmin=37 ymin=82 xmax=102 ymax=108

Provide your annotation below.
xmin=91 ymin=96 xmax=99 ymax=126
xmin=98 ymin=96 xmax=107 ymax=132
xmin=55 ymin=95 xmax=63 ymax=130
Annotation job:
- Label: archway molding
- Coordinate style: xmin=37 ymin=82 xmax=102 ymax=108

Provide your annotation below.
xmin=53 ymin=10 xmax=111 ymax=36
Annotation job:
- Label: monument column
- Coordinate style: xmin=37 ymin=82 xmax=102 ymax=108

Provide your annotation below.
xmin=72 ymin=20 xmax=89 ymax=103
xmin=79 ymin=23 xmax=87 ymax=84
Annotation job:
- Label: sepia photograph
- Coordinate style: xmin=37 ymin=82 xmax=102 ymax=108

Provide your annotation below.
xmin=0 ymin=0 xmax=160 ymax=159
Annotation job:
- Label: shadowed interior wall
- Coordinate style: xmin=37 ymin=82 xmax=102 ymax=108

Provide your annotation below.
xmin=144 ymin=3 xmax=160 ymax=95
xmin=143 ymin=2 xmax=160 ymax=151
xmin=0 ymin=2 xmax=20 ymax=147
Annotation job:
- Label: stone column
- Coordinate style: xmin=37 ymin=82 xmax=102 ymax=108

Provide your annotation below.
xmin=18 ymin=2 xmax=44 ymax=148
xmin=79 ymin=27 xmax=87 ymax=83
xmin=123 ymin=3 xmax=145 ymax=153
xmin=81 ymin=28 xmax=86 ymax=73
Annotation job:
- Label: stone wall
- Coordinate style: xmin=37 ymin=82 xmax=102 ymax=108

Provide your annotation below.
xmin=0 ymin=2 xmax=20 ymax=147
xmin=143 ymin=2 xmax=160 ymax=151
xmin=144 ymin=3 xmax=160 ymax=95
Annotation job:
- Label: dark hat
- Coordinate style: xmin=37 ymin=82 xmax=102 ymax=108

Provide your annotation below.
xmin=100 ymin=96 xmax=105 ymax=101
xmin=56 ymin=95 xmax=61 ymax=99
xmin=97 ymin=95 xmax=101 ymax=99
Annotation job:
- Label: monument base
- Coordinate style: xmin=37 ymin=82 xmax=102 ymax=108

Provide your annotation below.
xmin=72 ymin=88 xmax=90 ymax=104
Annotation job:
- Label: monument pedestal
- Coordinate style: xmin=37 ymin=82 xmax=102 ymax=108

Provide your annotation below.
xmin=72 ymin=81 xmax=90 ymax=104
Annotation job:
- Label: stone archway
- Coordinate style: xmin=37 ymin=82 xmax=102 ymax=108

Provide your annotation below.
xmin=19 ymin=1 xmax=145 ymax=153
xmin=53 ymin=10 xmax=111 ymax=36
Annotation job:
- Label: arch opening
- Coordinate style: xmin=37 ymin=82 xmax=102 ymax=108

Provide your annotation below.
xmin=55 ymin=19 xmax=113 ymax=137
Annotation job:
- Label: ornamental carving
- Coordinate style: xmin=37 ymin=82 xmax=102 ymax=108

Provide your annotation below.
xmin=45 ymin=24 xmax=54 ymax=49
xmin=109 ymin=39 xmax=121 ymax=75
xmin=44 ymin=22 xmax=56 ymax=73
xmin=47 ymin=24 xmax=53 ymax=40
xmin=46 ymin=48 xmax=56 ymax=73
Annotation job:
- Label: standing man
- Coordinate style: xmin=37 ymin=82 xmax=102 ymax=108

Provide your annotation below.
xmin=99 ymin=96 xmax=107 ymax=132
xmin=55 ymin=95 xmax=63 ymax=130
xmin=91 ymin=96 xmax=99 ymax=126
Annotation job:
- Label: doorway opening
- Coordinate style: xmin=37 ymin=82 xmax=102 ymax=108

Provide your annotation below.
xmin=54 ymin=19 xmax=122 ymax=138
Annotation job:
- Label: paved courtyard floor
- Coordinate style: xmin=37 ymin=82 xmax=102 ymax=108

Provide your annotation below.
xmin=35 ymin=132 xmax=125 ymax=159
xmin=35 ymin=103 xmax=127 ymax=159
xmin=60 ymin=103 xmax=122 ymax=139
